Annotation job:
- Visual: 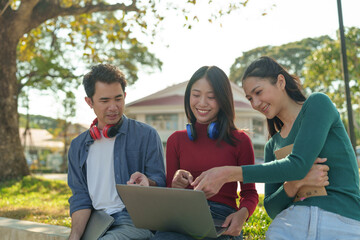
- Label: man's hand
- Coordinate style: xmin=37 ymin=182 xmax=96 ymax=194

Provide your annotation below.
xmin=222 ymin=207 xmax=249 ymax=236
xmin=172 ymin=169 xmax=193 ymax=188
xmin=127 ymin=172 xmax=149 ymax=186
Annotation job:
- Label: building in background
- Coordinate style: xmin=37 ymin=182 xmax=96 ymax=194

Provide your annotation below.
xmin=19 ymin=123 xmax=88 ymax=172
xmin=125 ymin=81 xmax=267 ymax=161
xmin=19 ymin=128 xmax=64 ymax=171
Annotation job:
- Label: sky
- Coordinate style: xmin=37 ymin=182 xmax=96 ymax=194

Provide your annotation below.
xmin=19 ymin=0 xmax=360 ymax=125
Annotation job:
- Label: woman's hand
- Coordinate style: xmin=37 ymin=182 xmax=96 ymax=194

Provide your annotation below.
xmin=302 ymin=157 xmax=329 ymax=187
xmin=222 ymin=207 xmax=249 ymax=236
xmin=284 ymin=158 xmax=329 ymax=197
xmin=192 ymin=166 xmax=235 ymax=198
xmin=171 ymin=169 xmax=193 ymax=188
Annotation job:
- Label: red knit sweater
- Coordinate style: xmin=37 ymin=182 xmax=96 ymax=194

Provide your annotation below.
xmin=166 ymin=122 xmax=259 ymax=217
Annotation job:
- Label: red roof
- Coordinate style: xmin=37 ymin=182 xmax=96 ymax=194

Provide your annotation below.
xmin=234 ymin=101 xmax=252 ymax=108
xmin=127 ymin=95 xmax=184 ymax=107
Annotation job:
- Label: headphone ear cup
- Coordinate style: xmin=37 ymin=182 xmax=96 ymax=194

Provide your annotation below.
xmin=102 ymin=118 xmax=123 ymax=138
xmin=207 ymin=122 xmax=219 ymax=140
xmin=103 ymin=124 xmax=116 ymax=138
xmin=90 ymin=126 xmax=101 ymax=140
xmin=186 ymin=124 xmax=197 ymax=141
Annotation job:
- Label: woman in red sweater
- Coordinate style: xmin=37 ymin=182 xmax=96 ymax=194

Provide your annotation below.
xmin=152 ymin=66 xmax=259 ymax=240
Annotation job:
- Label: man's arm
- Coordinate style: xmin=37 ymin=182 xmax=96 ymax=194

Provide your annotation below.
xmin=67 ymin=140 xmax=93 ymax=216
xmin=143 ymin=128 xmax=166 ymax=187
xmin=68 ymin=209 xmax=91 ymax=240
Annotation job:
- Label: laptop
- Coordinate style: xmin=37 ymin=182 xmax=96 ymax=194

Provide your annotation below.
xmin=116 ymin=184 xmax=228 ymax=239
xmin=81 ymin=210 xmax=115 ymax=240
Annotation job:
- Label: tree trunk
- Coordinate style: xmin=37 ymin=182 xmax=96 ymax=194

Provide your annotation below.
xmin=0 ymin=29 xmax=30 ymax=181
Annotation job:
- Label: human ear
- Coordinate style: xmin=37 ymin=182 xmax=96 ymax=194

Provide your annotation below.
xmin=85 ymin=97 xmax=93 ymax=108
xmin=277 ymin=74 xmax=286 ymax=89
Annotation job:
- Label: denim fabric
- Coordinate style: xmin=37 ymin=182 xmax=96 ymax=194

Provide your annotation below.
xmin=266 ymin=205 xmax=360 ymax=240
xmin=99 ymin=210 xmax=153 ymax=240
xmin=67 ymin=115 xmax=166 ymax=215
xmin=151 ymin=201 xmax=243 ymax=240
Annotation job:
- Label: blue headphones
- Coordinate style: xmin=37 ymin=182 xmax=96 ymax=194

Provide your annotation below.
xmin=186 ymin=122 xmax=219 ymax=141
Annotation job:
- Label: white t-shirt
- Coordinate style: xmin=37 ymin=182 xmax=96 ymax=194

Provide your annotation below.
xmin=86 ymin=132 xmax=125 ymax=215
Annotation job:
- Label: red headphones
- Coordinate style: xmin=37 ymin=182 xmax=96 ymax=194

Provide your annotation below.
xmin=89 ymin=118 xmax=123 ymax=140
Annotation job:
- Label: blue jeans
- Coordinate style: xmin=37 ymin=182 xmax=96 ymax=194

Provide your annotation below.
xmin=151 ymin=201 xmax=243 ymax=240
xmin=100 ymin=210 xmax=154 ymax=240
xmin=266 ymin=205 xmax=360 ymax=240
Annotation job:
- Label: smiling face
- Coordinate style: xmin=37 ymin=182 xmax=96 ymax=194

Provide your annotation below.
xmin=85 ymin=81 xmax=126 ymax=129
xmin=243 ymin=75 xmax=286 ymax=119
xmin=189 ymin=77 xmax=220 ymax=124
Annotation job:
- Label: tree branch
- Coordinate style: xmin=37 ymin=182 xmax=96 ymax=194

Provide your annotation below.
xmin=32 ymin=0 xmax=139 ymax=25
xmin=18 ymin=71 xmax=78 ymax=94
xmin=21 ymin=0 xmax=140 ymax=37
xmin=8 ymin=0 xmax=140 ymax=41
xmin=0 ymin=0 xmax=11 ymax=17
xmin=3 ymin=0 xmax=41 ymax=40
xmin=57 ymin=0 xmax=139 ymax=17
xmin=17 ymin=0 xmax=41 ymax=20
xmin=18 ymin=0 xmax=40 ymax=12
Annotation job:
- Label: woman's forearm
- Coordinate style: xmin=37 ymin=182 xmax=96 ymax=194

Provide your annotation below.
xmin=225 ymin=166 xmax=243 ymax=183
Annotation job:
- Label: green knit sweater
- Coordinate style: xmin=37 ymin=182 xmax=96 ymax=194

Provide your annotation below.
xmin=243 ymin=92 xmax=360 ymax=221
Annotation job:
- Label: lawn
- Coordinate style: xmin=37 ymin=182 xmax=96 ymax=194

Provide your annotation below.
xmin=0 ymin=175 xmax=72 ymax=227
xmin=0 ymin=176 xmax=271 ymax=239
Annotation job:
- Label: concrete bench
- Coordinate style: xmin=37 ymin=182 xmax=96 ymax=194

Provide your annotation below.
xmin=0 ymin=217 xmax=70 ymax=240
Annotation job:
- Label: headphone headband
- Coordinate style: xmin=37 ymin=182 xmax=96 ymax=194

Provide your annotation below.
xmin=186 ymin=122 xmax=219 ymax=141
xmin=90 ymin=118 xmax=98 ymax=128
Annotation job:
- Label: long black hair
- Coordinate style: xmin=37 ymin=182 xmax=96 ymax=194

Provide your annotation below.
xmin=184 ymin=66 xmax=238 ymax=146
xmin=242 ymin=56 xmax=306 ymax=137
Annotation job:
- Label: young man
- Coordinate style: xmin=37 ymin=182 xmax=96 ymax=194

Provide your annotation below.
xmin=67 ymin=64 xmax=165 ymax=240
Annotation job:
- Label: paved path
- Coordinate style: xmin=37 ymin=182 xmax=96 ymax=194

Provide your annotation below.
xmin=35 ymin=173 xmax=265 ymax=194
xmin=34 ymin=173 xmax=67 ymax=182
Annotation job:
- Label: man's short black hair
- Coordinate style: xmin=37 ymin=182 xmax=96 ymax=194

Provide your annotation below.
xmin=83 ymin=64 xmax=127 ymax=99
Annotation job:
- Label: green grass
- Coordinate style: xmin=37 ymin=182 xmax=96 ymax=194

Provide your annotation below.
xmin=0 ymin=175 xmax=72 ymax=227
xmin=0 ymin=176 xmax=271 ymax=239
xmin=243 ymin=195 xmax=272 ymax=239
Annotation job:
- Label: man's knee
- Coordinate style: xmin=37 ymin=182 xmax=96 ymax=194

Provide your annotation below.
xmin=101 ymin=224 xmax=153 ymax=240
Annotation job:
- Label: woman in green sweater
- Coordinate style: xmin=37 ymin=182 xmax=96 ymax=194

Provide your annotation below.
xmin=191 ymin=56 xmax=360 ymax=239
